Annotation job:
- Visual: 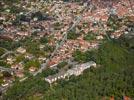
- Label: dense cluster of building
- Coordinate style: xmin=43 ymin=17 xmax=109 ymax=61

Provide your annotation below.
xmin=0 ymin=0 xmax=134 ymax=88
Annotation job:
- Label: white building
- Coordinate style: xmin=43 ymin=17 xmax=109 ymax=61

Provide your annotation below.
xmin=67 ymin=61 xmax=96 ymax=76
xmin=16 ymin=47 xmax=26 ymax=54
xmin=45 ymin=61 xmax=96 ymax=84
xmin=45 ymin=71 xmax=68 ymax=84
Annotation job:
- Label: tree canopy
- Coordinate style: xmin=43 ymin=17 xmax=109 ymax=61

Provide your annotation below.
xmin=3 ymin=37 xmax=134 ymax=99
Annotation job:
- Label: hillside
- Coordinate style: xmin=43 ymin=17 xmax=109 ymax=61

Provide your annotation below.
xmin=3 ymin=35 xmax=134 ymax=100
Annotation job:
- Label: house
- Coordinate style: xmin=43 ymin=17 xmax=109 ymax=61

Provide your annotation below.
xmin=123 ymin=96 xmax=131 ymax=100
xmin=127 ymin=14 xmax=134 ymax=22
xmin=110 ymin=96 xmax=114 ymax=100
xmin=48 ymin=60 xmax=58 ymax=68
xmin=25 ymin=54 xmax=34 ymax=60
xmin=39 ymin=45 xmax=45 ymax=50
xmin=96 ymin=35 xmax=103 ymax=40
xmin=16 ymin=47 xmax=26 ymax=54
xmin=15 ymin=71 xmax=24 ymax=78
xmin=11 ymin=63 xmax=24 ymax=70
xmin=38 ymin=57 xmax=46 ymax=62
xmin=29 ymin=67 xmax=37 ymax=72
xmin=6 ymin=56 xmax=15 ymax=64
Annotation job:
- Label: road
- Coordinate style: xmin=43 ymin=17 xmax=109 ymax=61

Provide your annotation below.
xmin=33 ymin=3 xmax=90 ymax=76
xmin=0 ymin=1 xmax=93 ymax=95
xmin=33 ymin=16 xmax=82 ymax=76
xmin=0 ymin=66 xmax=15 ymax=73
xmin=0 ymin=51 xmax=14 ymax=59
xmin=97 ymin=21 xmax=111 ymax=41
xmin=88 ymin=16 xmax=111 ymax=41
xmin=0 ymin=3 xmax=92 ymax=96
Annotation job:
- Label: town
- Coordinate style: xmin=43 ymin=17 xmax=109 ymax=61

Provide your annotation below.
xmin=0 ymin=0 xmax=134 ymax=99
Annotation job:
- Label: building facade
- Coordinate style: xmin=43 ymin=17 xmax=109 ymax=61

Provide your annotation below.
xmin=45 ymin=61 xmax=96 ymax=84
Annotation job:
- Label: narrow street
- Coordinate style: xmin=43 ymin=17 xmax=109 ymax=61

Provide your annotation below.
xmin=33 ymin=2 xmax=91 ymax=76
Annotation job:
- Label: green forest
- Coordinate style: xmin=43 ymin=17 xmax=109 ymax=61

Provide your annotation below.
xmin=3 ymin=34 xmax=134 ymax=100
